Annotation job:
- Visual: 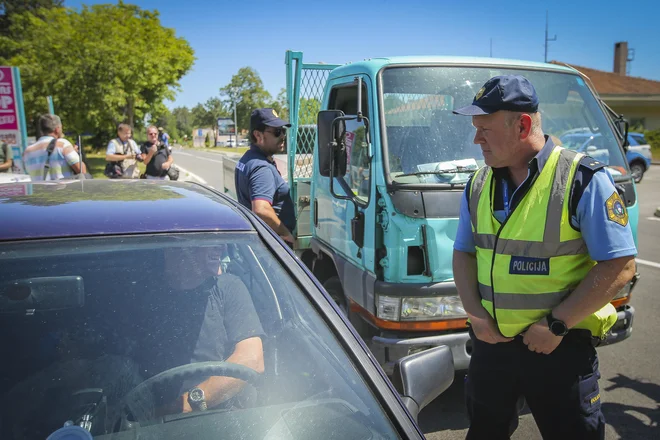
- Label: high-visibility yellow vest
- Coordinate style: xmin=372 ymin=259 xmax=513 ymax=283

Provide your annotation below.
xmin=469 ymin=146 xmax=617 ymax=338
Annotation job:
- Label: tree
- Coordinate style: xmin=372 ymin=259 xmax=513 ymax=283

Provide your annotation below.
xmin=271 ymin=88 xmax=289 ymax=121
xmin=0 ymin=0 xmax=64 ymax=38
xmin=1 ymin=3 xmax=195 ymax=135
xmin=151 ymin=106 xmax=180 ymax=141
xmin=299 ymin=98 xmax=321 ymax=125
xmin=220 ymin=67 xmax=271 ymax=134
xmin=172 ymin=106 xmax=192 ymax=139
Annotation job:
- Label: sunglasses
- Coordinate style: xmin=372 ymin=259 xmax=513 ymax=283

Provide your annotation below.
xmin=265 ymin=128 xmax=287 ymax=138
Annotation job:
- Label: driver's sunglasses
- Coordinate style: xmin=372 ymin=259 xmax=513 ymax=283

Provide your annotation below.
xmin=265 ymin=127 xmax=287 ymax=138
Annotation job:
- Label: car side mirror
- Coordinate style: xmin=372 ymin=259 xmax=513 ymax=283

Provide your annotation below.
xmin=317 ymin=110 xmax=347 ymax=177
xmin=391 ymin=345 xmax=455 ymax=421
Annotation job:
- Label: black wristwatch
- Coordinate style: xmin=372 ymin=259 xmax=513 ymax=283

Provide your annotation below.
xmin=547 ymin=312 xmax=569 ymax=336
xmin=187 ymin=387 xmax=207 ymax=411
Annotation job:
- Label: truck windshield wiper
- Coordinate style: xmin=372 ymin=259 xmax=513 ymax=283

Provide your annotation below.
xmin=395 ymin=168 xmax=476 ymax=178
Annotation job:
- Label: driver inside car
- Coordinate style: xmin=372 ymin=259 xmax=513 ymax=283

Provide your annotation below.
xmin=2 ymin=244 xmax=265 ymax=438
xmin=146 ymin=245 xmax=266 ymax=414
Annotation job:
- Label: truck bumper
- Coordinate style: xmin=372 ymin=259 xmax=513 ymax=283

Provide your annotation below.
xmin=370 ymin=331 xmax=471 ymax=376
xmin=368 ymin=303 xmax=635 ymax=375
xmin=600 ymin=304 xmax=635 ymax=347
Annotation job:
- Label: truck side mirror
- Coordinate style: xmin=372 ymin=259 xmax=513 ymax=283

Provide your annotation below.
xmin=614 ymin=118 xmax=630 ymax=150
xmin=317 ymin=110 xmax=347 ymax=177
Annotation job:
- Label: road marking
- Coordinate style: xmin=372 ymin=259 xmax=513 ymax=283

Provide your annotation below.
xmin=636 ymin=259 xmax=660 ymax=269
xmin=646 ymin=217 xmax=660 ymax=222
xmin=176 ymin=151 xmax=224 ymax=164
xmin=176 ymin=165 xmax=207 ymax=185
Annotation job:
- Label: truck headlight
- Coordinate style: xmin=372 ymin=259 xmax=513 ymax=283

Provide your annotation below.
xmin=376 ymin=295 xmax=467 ymax=321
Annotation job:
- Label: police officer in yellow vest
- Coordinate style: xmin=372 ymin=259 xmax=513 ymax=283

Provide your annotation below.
xmin=452 ymin=75 xmax=637 ymax=440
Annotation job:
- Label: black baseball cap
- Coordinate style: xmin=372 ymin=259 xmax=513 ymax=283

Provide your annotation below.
xmin=453 ymin=75 xmax=539 ymax=116
xmin=250 ymin=108 xmax=291 ymax=131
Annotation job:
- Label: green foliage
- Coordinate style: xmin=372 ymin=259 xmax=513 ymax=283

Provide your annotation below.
xmin=0 ymin=0 xmax=64 ymax=37
xmin=644 ymin=129 xmax=660 ymax=153
xmin=205 ymin=131 xmax=211 ymax=148
xmin=299 ymin=98 xmax=321 ymax=125
xmin=1 ymin=3 xmax=195 ymax=135
xmin=172 ymin=106 xmax=192 ymax=138
xmin=271 ymin=88 xmax=289 ymax=121
xmin=220 ymin=67 xmax=271 ymax=133
xmin=151 ymin=106 xmax=180 ymax=141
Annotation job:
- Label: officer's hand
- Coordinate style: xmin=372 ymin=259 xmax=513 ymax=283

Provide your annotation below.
xmin=522 ymin=318 xmax=563 ymax=354
xmin=470 ymin=313 xmax=513 ymax=344
xmin=162 ymin=162 xmax=171 ymax=170
xmin=281 ymin=233 xmax=295 ymax=245
xmin=149 ymin=145 xmax=157 ymax=154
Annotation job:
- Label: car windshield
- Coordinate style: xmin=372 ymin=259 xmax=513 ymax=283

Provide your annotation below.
xmin=0 ymin=232 xmax=400 ymax=440
xmin=381 ymin=66 xmax=628 ymax=185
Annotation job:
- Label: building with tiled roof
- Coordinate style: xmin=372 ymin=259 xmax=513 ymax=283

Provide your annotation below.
xmin=550 ymin=42 xmax=660 ymax=129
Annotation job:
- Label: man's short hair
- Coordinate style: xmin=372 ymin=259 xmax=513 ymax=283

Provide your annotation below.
xmin=39 ymin=114 xmax=62 ymax=136
xmin=147 ymin=125 xmax=158 ymax=133
xmin=249 ymin=123 xmax=266 ymax=143
xmin=117 ymin=123 xmax=131 ymax=134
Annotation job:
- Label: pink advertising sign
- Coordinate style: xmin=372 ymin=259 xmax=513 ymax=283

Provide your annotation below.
xmin=0 ymin=67 xmax=18 ymax=131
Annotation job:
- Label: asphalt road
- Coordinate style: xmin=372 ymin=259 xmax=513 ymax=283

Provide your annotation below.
xmin=179 ymin=148 xmax=660 ymax=439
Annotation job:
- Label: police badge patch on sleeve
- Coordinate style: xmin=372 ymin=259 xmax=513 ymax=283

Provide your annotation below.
xmin=605 ymin=191 xmax=628 ymax=227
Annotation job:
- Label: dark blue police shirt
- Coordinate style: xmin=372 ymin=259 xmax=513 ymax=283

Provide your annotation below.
xmin=235 ymin=145 xmax=296 ymax=232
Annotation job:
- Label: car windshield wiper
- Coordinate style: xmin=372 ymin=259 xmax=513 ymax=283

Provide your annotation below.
xmin=395 ymin=168 xmax=476 ymax=178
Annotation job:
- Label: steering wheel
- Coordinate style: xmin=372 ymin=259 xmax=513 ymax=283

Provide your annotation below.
xmin=118 ymin=361 xmax=260 ymax=428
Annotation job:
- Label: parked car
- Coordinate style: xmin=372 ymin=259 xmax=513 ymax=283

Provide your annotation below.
xmin=626 ymin=132 xmax=653 ymax=183
xmin=0 ymin=180 xmax=454 ymax=440
xmin=225 ymin=139 xmax=235 ymax=148
xmin=559 ymin=128 xmax=653 ymax=183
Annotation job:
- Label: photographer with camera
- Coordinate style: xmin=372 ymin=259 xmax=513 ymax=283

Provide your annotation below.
xmin=105 ymin=123 xmax=143 ymax=179
xmin=141 ymin=125 xmax=176 ymax=180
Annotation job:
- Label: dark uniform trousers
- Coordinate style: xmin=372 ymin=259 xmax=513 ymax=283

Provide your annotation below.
xmin=465 ymin=327 xmax=605 ymax=440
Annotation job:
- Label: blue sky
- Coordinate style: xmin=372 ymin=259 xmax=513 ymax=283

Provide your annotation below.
xmin=67 ymin=0 xmax=660 ymax=110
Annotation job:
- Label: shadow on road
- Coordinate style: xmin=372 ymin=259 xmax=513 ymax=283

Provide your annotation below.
xmin=418 ymin=372 xmax=470 ymax=433
xmin=603 ymin=374 xmax=660 ymax=438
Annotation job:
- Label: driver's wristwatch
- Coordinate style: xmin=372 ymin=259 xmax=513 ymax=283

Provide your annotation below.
xmin=546 ymin=312 xmax=569 ymax=337
xmin=187 ymin=387 xmax=207 ymax=411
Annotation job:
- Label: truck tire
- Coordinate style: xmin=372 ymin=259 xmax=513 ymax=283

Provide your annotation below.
xmin=630 ymin=161 xmax=645 ymax=183
xmin=322 ymin=276 xmax=373 ymax=337
xmin=323 ymin=276 xmax=348 ymax=316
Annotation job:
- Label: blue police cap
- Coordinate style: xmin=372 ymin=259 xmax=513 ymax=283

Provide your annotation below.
xmin=453 ymin=75 xmax=539 ymax=116
xmin=250 ymin=108 xmax=291 ymax=130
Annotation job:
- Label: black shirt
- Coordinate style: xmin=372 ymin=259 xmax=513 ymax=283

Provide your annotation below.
xmin=132 ymin=274 xmax=264 ymax=378
xmin=141 ymin=142 xmax=171 ymax=177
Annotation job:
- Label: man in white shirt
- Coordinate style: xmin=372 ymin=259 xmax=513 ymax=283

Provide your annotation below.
xmin=105 ymin=123 xmax=143 ymax=178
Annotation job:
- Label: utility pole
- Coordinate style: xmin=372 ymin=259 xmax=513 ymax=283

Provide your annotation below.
xmin=544 ymin=10 xmax=557 ymax=63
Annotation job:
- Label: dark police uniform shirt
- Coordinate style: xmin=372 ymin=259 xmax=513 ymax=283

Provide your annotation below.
xmin=235 ymin=145 xmax=296 ymax=232
xmin=454 ymin=136 xmax=637 ymax=262
xmin=140 ymin=142 xmax=171 ymax=177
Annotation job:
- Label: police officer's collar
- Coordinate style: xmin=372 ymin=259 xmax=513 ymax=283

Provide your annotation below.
xmin=249 ymin=143 xmax=275 ymax=163
xmin=492 ymin=135 xmax=555 ymax=178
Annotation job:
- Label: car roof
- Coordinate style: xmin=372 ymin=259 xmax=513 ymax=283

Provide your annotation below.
xmin=0 ymin=180 xmax=254 ymax=241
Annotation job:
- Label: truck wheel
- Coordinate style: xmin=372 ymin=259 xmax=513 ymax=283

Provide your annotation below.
xmin=322 ymin=276 xmax=373 ymax=337
xmin=630 ymin=161 xmax=645 ymax=183
xmin=323 ymin=276 xmax=348 ymax=316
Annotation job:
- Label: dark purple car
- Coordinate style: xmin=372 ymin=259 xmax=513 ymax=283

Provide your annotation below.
xmin=0 ymin=180 xmax=453 ymax=440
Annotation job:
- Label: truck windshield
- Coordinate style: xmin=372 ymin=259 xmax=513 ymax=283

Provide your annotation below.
xmin=381 ymin=66 xmax=628 ymax=185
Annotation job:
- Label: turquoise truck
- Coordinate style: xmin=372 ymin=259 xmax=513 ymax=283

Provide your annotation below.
xmin=225 ymin=51 xmax=639 ymax=374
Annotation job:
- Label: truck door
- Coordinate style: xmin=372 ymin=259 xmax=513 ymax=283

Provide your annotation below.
xmin=314 ymin=76 xmax=376 ymax=274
